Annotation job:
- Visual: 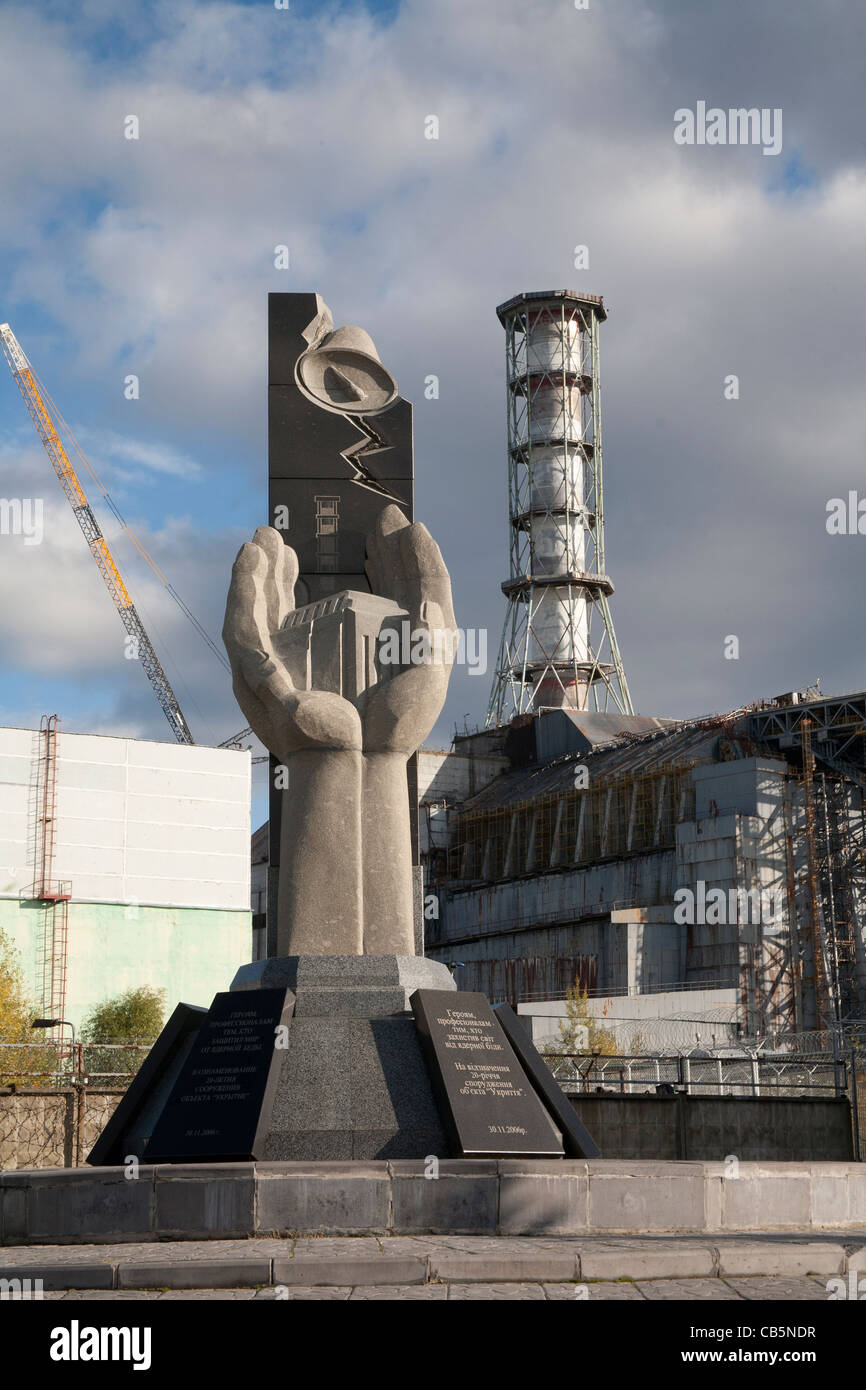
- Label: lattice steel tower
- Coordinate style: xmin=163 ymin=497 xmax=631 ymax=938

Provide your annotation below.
xmin=486 ymin=290 xmax=633 ymax=725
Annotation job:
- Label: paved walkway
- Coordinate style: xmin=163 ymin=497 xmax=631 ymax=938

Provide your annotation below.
xmin=2 ymin=1233 xmax=863 ymax=1300
xmin=31 ymin=1276 xmax=840 ymax=1301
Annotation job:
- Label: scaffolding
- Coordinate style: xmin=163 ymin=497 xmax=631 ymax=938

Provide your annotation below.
xmin=787 ymin=718 xmax=866 ymax=1027
xmin=814 ymin=770 xmax=865 ymax=1021
xmin=450 ymin=763 xmax=696 ymax=883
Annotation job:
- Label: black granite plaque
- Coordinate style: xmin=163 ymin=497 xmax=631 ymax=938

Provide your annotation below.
xmin=492 ymin=1002 xmax=601 ymax=1159
xmin=142 ymin=989 xmax=293 ymax=1163
xmin=87 ymin=1003 xmax=208 ymax=1166
xmin=410 ymin=989 xmax=564 ymax=1158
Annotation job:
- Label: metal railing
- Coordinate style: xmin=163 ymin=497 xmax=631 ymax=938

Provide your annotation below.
xmin=0 ymin=1040 xmax=151 ymax=1088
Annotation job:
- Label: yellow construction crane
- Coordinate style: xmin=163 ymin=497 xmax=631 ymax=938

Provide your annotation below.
xmin=1 ymin=322 xmax=202 ymax=743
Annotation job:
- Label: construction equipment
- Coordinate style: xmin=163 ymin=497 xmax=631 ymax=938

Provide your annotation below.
xmin=1 ymin=323 xmax=205 ymax=743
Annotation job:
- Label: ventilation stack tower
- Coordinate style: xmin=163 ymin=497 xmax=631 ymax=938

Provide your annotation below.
xmin=487 ymin=290 xmax=633 ymax=724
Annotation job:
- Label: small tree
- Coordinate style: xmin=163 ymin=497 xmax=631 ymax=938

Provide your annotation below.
xmin=0 ymin=927 xmax=56 ymax=1086
xmin=543 ymin=980 xmax=619 ymax=1068
xmin=81 ymin=986 xmax=166 ymax=1084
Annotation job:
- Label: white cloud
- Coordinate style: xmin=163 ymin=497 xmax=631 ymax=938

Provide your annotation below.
xmin=75 ymin=427 xmax=203 ymax=481
xmin=0 ymin=0 xmax=865 ymax=745
xmin=0 ymin=439 xmax=245 ymax=743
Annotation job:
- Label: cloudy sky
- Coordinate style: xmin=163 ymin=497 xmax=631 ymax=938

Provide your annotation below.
xmin=0 ymin=0 xmax=863 ymax=826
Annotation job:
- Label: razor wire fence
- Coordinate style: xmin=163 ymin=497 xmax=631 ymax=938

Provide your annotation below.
xmin=542 ymin=1049 xmax=849 ymax=1098
xmin=543 ymin=1046 xmax=864 ymax=1160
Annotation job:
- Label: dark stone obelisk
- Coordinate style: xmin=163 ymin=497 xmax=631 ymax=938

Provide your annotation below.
xmin=266 ymin=294 xmax=417 ymax=956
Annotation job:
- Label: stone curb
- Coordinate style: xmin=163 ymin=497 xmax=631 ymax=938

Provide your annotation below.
xmin=272 ymin=1256 xmax=427 ymax=1286
xmin=0 ymin=1240 xmax=858 ymax=1290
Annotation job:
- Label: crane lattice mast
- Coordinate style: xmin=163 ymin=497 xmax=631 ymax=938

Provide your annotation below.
xmin=0 ymin=323 xmax=194 ymax=744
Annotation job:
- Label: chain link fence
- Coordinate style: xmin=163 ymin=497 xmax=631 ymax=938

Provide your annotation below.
xmin=0 ymin=1041 xmax=151 ymax=1170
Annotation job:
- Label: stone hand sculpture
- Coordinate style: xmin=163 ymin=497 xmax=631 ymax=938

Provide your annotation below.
xmin=223 ymin=504 xmax=456 ymax=956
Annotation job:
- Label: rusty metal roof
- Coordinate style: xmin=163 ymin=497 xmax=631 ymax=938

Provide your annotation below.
xmin=458 ymin=714 xmax=757 ymax=814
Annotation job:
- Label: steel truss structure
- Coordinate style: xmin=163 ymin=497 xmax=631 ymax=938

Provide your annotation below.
xmin=750 ymin=691 xmax=866 ymax=779
xmin=486 ymin=290 xmax=632 ymax=726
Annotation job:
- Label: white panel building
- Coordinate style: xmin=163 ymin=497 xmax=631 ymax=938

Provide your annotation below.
xmin=0 ymin=725 xmax=252 ymax=1033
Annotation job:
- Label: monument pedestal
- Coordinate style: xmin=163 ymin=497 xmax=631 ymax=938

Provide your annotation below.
xmin=235 ymin=955 xmax=457 ymax=1161
xmin=138 ymin=956 xmax=456 ymax=1164
xmin=230 ymin=953 xmax=453 ymax=1010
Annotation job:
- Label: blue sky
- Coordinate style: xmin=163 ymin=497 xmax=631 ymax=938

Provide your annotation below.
xmin=1 ymin=0 xmax=865 ymax=830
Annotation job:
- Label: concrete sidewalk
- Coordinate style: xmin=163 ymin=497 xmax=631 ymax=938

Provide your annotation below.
xmin=29 ymin=1277 xmax=840 ymax=1300
xmin=2 ymin=1232 xmax=864 ymax=1294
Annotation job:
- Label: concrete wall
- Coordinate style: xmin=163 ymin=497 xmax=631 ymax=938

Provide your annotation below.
xmin=0 ymin=726 xmax=250 ymax=910
xmin=0 ymin=899 xmax=250 ymax=1033
xmin=417 ymin=748 xmax=508 ymax=805
xmin=0 ymin=725 xmax=253 ymax=1029
xmin=693 ymin=756 xmax=787 ymax=820
xmin=0 ymin=1089 xmax=852 ymax=1171
xmin=569 ymin=1094 xmax=854 ymax=1161
xmin=4 ymin=1157 xmax=866 ymax=1240
xmin=682 ymin=759 xmax=797 ymax=1031
xmin=519 ymin=986 xmax=740 ymax=1049
xmin=428 ymin=849 xmax=676 ymax=1000
xmin=418 ymin=748 xmax=508 ymax=858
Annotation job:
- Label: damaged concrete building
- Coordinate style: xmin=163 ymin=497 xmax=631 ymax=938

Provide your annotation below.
xmin=422 ymin=693 xmax=866 ymax=1045
xmin=420 ymin=292 xmax=866 ymax=1049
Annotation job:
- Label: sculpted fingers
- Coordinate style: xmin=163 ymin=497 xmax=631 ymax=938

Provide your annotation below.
xmin=253 ymin=526 xmax=298 ymax=632
xmin=365 ymin=504 xmax=409 ymax=605
xmin=223 ymin=541 xmax=266 ymax=670
xmin=398 ymin=521 xmax=456 ymax=634
xmin=223 ymin=539 xmax=294 ymax=709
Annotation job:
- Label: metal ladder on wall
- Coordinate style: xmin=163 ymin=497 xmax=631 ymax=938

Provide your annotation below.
xmin=33 ymin=715 xmax=72 ymax=1034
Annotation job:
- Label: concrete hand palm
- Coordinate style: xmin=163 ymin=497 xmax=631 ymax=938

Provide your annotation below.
xmin=222 ymin=504 xmax=455 ymax=761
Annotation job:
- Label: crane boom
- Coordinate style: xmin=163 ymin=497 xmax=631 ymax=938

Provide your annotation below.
xmin=0 ymin=323 xmax=195 ymax=744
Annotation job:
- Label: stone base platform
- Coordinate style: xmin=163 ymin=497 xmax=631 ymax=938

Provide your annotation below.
xmin=2 ymin=1160 xmax=865 ymax=1246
